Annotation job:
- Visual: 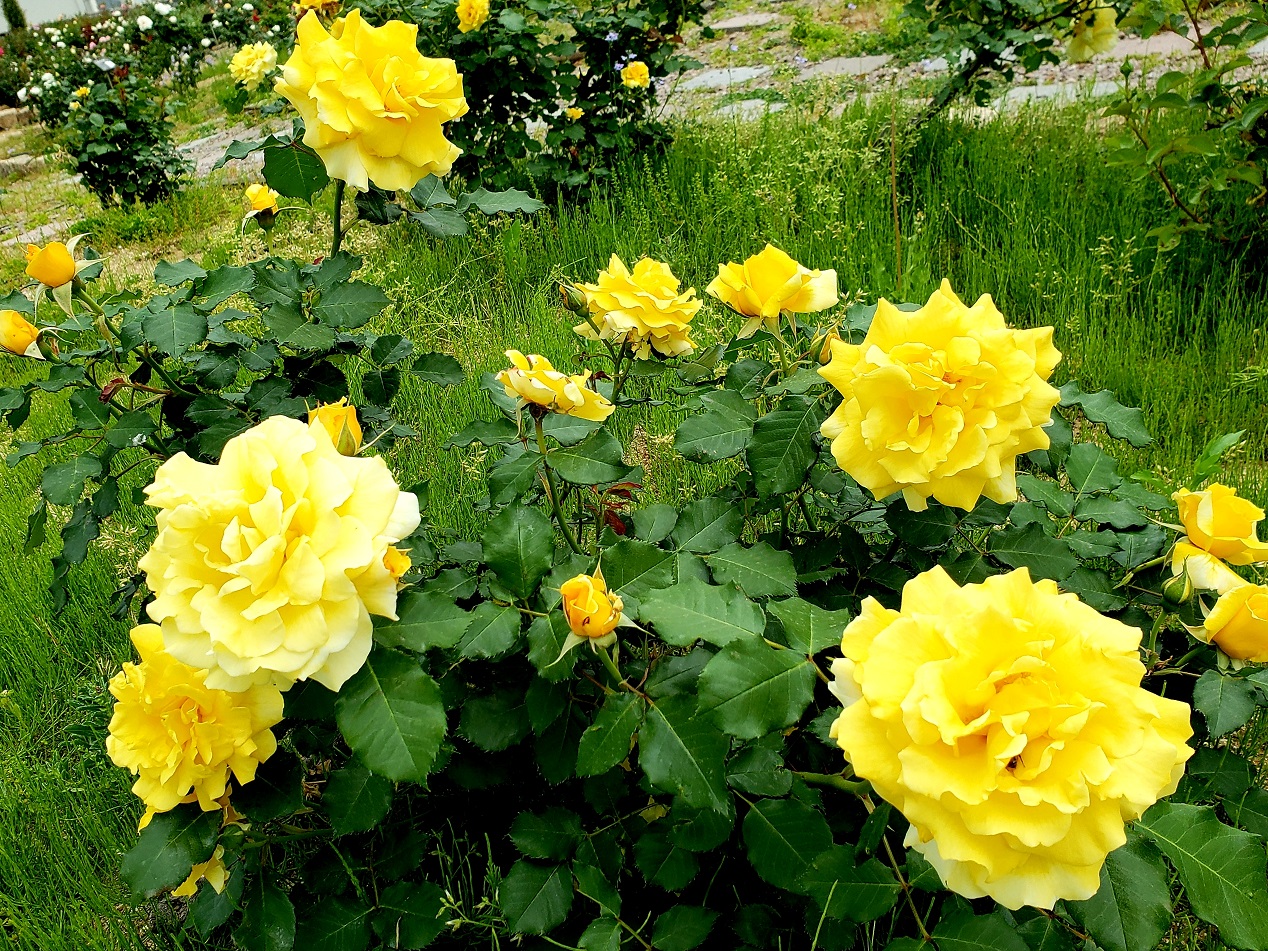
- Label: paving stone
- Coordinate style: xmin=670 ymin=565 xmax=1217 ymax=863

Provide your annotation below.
xmin=999 ymin=79 xmax=1119 ymax=106
xmin=715 ymin=98 xmax=788 ymax=119
xmin=799 ymin=53 xmax=891 ymax=78
xmin=920 ymin=56 xmax=949 ymax=72
xmin=1248 ymin=38 xmax=1268 ymax=57
xmin=679 ymin=65 xmax=771 ymax=91
xmin=1113 ymin=31 xmax=1196 ymax=57
xmin=711 ymin=12 xmax=781 ymax=32
xmin=0 ymin=154 xmax=44 ymax=180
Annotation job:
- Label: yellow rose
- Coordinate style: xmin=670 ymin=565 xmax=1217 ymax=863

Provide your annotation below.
xmin=621 ymin=61 xmax=650 ymax=88
xmin=137 ymin=415 xmax=422 ymax=691
xmin=74 ymin=86 xmax=90 ymax=98
xmin=1203 ymin=583 xmax=1268 ymax=663
xmin=276 ymin=10 xmax=468 ymax=192
xmin=69 ymin=101 xmax=81 ymax=112
xmin=172 ymin=845 xmax=229 ymax=898
xmin=1173 ymin=483 xmax=1268 ymax=565
xmin=456 ymin=0 xmax=489 ymax=33
xmin=497 ymin=350 xmax=615 ymax=422
xmin=565 ymin=106 xmax=584 ymax=121
xmin=308 ymin=397 xmax=362 ymax=455
xmin=293 ymin=0 xmax=341 ymax=16
xmin=1169 ymin=539 xmax=1245 ymax=596
xmin=561 ymin=568 xmax=623 ymax=643
xmin=0 ymin=309 xmax=41 ymax=359
xmin=245 ymin=182 xmax=280 ymax=215
xmin=829 ymin=567 xmax=1193 ymax=910
xmin=819 ymin=279 xmax=1061 ymax=512
xmin=229 ymin=41 xmax=278 ymax=91
xmin=706 ymin=244 xmax=839 ymax=338
xmin=576 ymin=254 xmax=700 ymax=359
xmin=383 ymin=546 xmax=411 ymax=580
xmin=25 ymin=241 xmax=76 ymax=288
xmin=1067 ymin=6 xmax=1118 ymax=63
xmin=106 ymin=625 xmax=284 ymax=829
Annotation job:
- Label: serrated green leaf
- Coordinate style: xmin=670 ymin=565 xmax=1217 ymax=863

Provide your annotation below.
xmin=458 ymin=692 xmax=528 ymax=751
xmin=639 ymin=579 xmax=765 ymax=648
xmin=154 ymin=258 xmax=207 ymax=286
xmin=511 ymin=808 xmax=583 ymax=861
xmin=675 ymin=389 xmax=756 ymax=462
xmin=548 ymin=429 xmax=634 ymax=485
xmin=671 ymin=497 xmax=743 ymax=553
xmin=989 ymin=524 xmax=1078 ymax=580
xmin=698 ymin=639 xmax=815 ymax=739
xmin=378 ymin=590 xmax=470 ymax=652
xmin=234 ymin=873 xmax=296 ymax=951
xmin=1060 ymin=383 xmax=1152 ymax=447
xmin=601 ymin=538 xmax=676 ymax=604
xmin=499 ymin=861 xmax=573 ymax=935
xmin=639 ymin=695 xmax=730 ymax=813
xmin=1074 ymin=496 xmax=1149 ymax=529
xmin=371 ymin=881 xmax=445 ymax=950
xmin=1194 ymin=670 xmax=1258 ymax=738
xmin=313 ymin=281 xmax=390 ymax=330
xmin=798 ymin=848 xmax=901 ymax=922
xmin=143 ymin=304 xmax=207 ymax=355
xmin=650 ymin=906 xmax=717 ymax=951
xmin=413 ymin=352 xmax=464 ymax=386
xmin=1066 ymin=442 xmax=1123 ymax=496
xmin=119 ymin=804 xmax=219 ymax=898
xmin=262 ymin=140 xmax=330 ymax=202
xmin=768 ymin=598 xmax=852 ymax=655
xmin=295 ymin=895 xmax=371 ymax=951
xmin=635 ymin=833 xmax=699 ymax=891
xmin=633 ymin=504 xmax=678 ymax=543
xmin=709 ymin=541 xmax=797 ymax=597
xmin=455 ymin=602 xmax=520 ymax=660
xmin=1068 ymin=833 xmax=1172 ymax=951
xmin=746 ymin=397 xmax=823 ymax=497
xmin=577 ymin=692 xmax=644 ymax=776
xmin=458 ymin=186 xmax=545 ymax=216
xmin=482 ymin=505 xmax=554 ymax=599
xmin=323 ymin=762 xmax=393 ymax=836
xmin=1017 ymin=474 xmax=1075 ymax=517
xmin=933 ymin=911 xmax=1029 ymax=951
xmin=742 ymin=797 xmax=832 ymax=891
xmin=1061 ymin=568 xmax=1126 ymax=612
xmin=42 ymin=454 xmax=101 ymax=505
xmin=234 ymin=750 xmax=303 ymax=822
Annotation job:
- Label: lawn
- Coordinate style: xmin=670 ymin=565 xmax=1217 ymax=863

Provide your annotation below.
xmin=0 ymin=98 xmax=1264 ymax=949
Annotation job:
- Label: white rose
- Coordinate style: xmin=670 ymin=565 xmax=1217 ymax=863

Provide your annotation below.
xmin=30 ymin=87 xmax=42 ymax=96
xmin=201 ymin=37 xmax=211 ymax=47
xmin=41 ymin=72 xmax=54 ymax=84
xmin=16 ymin=88 xmax=27 ymax=102
xmin=56 ymin=42 xmax=66 ymax=48
xmin=136 ymin=14 xmax=153 ymax=29
xmin=242 ymin=2 xmax=254 ymax=9
xmin=154 ymin=1 xmax=172 ymax=12
xmin=168 ymin=16 xmax=177 ymax=23
xmin=212 ymin=19 xmax=221 ymax=26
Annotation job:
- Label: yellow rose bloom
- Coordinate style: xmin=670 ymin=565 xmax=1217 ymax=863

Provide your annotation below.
xmin=106 ymin=625 xmax=284 ymax=829
xmin=818 ymin=279 xmax=1061 ymax=512
xmin=621 ymin=61 xmax=650 ymax=89
xmin=74 ymin=86 xmax=90 ymax=98
xmin=383 ymin=546 xmax=411 ymax=579
xmin=1067 ymin=6 xmax=1118 ymax=63
xmin=172 ymin=845 xmax=229 ymax=898
xmin=706 ymin=244 xmax=839 ymax=338
xmin=1169 ymin=539 xmax=1245 ymax=596
xmin=497 ymin=350 xmax=616 ymax=422
xmin=561 ymin=568 xmax=622 ymax=644
xmin=308 ymin=397 xmax=361 ymax=455
xmin=1173 ymin=483 xmax=1268 ymax=565
xmin=25 ymin=241 xmax=76 ymax=288
xmin=576 ymin=254 xmax=700 ymax=359
xmin=829 ymin=567 xmax=1193 ymax=910
xmin=565 ymin=106 xmax=584 ymax=121
xmin=456 ymin=0 xmax=489 ymax=33
xmin=1203 ymin=583 xmax=1268 ymax=663
xmin=0 ymin=309 xmax=41 ymax=359
xmin=229 ymin=41 xmax=278 ymax=91
xmin=276 ymin=10 xmax=468 ymax=192
xmin=137 ymin=415 xmax=422 ymax=692
xmin=245 ymin=182 xmax=280 ymax=215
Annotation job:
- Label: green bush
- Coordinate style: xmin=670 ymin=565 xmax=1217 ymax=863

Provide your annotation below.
xmin=2 ymin=0 xmax=26 ymax=32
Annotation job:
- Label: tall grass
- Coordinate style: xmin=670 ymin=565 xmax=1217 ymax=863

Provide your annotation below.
xmin=0 ymin=100 xmax=1262 ymax=948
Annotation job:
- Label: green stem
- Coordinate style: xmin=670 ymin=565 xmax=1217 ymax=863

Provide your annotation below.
xmin=331 ymin=180 xmax=346 ymax=257
xmin=609 ymin=341 xmax=632 ymax=403
xmin=792 ymin=771 xmax=870 ymax=795
xmin=771 ymin=324 xmax=795 ymax=378
xmin=596 ymin=644 xmax=645 ymax=698
xmin=535 ymin=415 xmax=583 ymax=555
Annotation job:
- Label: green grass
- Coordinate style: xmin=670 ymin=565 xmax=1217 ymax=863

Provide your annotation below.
xmin=0 ymin=100 xmax=1264 ymax=948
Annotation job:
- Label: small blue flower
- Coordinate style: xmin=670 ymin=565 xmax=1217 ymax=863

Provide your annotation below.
xmin=604 ymin=31 xmax=619 ymax=42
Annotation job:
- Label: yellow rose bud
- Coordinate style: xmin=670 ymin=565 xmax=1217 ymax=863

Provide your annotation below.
xmin=706 ymin=244 xmax=839 ymax=338
xmin=817 ymin=328 xmax=841 ymax=365
xmin=559 ymin=282 xmax=589 ymax=314
xmin=621 ymin=61 xmax=650 ymax=89
xmin=1161 ymin=571 xmax=1194 ymax=606
xmin=455 ymin=0 xmax=489 ymax=33
xmin=0 ymin=309 xmax=41 ymax=358
xmin=1204 ymin=583 xmax=1268 ymax=663
xmin=565 ymin=106 xmax=584 ymax=121
xmin=576 ymin=254 xmax=699 ymax=359
xmin=25 ymin=241 xmax=77 ymax=288
xmin=383 ymin=546 xmax=411 ymax=580
xmin=1173 ymin=484 xmax=1268 ymax=565
xmin=308 ymin=397 xmax=362 ymax=455
xmin=229 ymin=41 xmax=277 ymax=91
xmin=276 ymin=10 xmax=468 ymax=192
xmin=1168 ymin=540 xmax=1245 ymax=595
xmin=819 ymin=279 xmax=1061 ymax=512
xmin=171 ymin=845 xmax=229 ymax=898
xmin=245 ymin=182 xmax=280 ymax=215
xmin=497 ymin=350 xmax=615 ymax=422
xmin=106 ymin=625 xmax=284 ymax=829
xmin=1067 ymin=6 xmax=1118 ymax=63
xmin=830 ymin=566 xmax=1193 ymax=910
xmin=561 ymin=569 xmax=622 ymax=642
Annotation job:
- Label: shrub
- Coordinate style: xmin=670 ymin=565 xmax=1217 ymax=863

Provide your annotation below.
xmin=2 ymin=0 xmax=26 ymax=32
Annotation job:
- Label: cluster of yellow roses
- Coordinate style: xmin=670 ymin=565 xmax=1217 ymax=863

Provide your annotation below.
xmin=103 ymin=404 xmax=419 ymax=897
xmin=0 ymin=237 xmax=98 ymax=359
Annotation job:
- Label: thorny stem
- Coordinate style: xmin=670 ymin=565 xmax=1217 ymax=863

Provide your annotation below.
xmin=535 ymin=415 xmax=584 ymax=555
xmin=331 ymin=180 xmax=346 ymax=257
xmin=609 ymin=340 xmax=633 ymax=403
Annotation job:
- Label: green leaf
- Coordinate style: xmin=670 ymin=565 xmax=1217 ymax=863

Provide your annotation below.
xmin=42 ymin=454 xmax=101 ymax=505
xmin=708 ymin=541 xmax=797 ymax=598
xmin=601 ymin=538 xmax=676 ymax=604
xmin=746 ymin=397 xmax=823 ymax=497
xmin=742 ymin=797 xmax=832 ymax=891
xmin=262 ymin=140 xmax=330 ymax=202
xmin=1066 ymin=442 xmax=1123 ymax=496
xmin=195 ymin=264 xmax=256 ymax=310
xmin=323 ymin=761 xmax=393 ymax=836
xmin=1061 ymin=568 xmax=1127 ymax=612
xmin=635 ymin=833 xmax=699 ymax=891
xmin=671 ymin=497 xmax=743 ymax=554
xmin=489 ymin=450 xmax=541 ymax=503
xmin=119 ymin=804 xmax=219 ymax=898
xmin=675 ymin=390 xmax=756 ymax=462
xmin=1060 ymin=383 xmax=1152 ymax=448
xmin=511 ymin=808 xmax=583 ymax=861
xmin=499 ymin=861 xmax=573 ymax=935
xmin=154 ymin=258 xmax=207 ymax=286
xmin=727 ymin=744 xmax=792 ymax=796
xmin=639 ymin=695 xmax=730 ymax=812
xmin=650 ymin=906 xmax=718 ymax=951
xmin=234 ymin=750 xmax=304 ymax=822
xmin=335 ymin=647 xmax=446 ymax=783
xmin=458 ymin=692 xmax=528 ymax=750
xmin=577 ymin=692 xmax=644 ymax=776
xmin=933 ymin=911 xmax=1029 ymax=951
xmin=633 ymin=504 xmax=678 ymax=543
xmin=413 ymin=352 xmax=464 ymax=386
xmin=1194 ymin=670 xmax=1258 ymax=738
xmin=989 ymin=524 xmax=1078 ymax=581
xmin=885 ymin=503 xmax=960 ymax=549
xmin=371 ymin=881 xmax=445 ymax=950
xmin=698 ymin=639 xmax=816 ymax=739
xmin=378 ymin=590 xmax=470 ymax=652
xmin=1016 ymin=474 xmax=1075 ymax=517
xmin=313 ymin=281 xmax=390 ymax=330
xmin=295 ymin=895 xmax=371 ymax=951
xmin=1228 ymin=789 xmax=1268 ymax=839
xmin=1067 ymin=833 xmax=1172 ymax=951
xmin=1136 ymin=802 xmax=1268 ymax=950
xmin=458 ymin=186 xmax=545 ymax=215
xmin=69 ymin=389 xmax=112 ymax=430
xmin=455 ymin=603 xmax=521 ymax=660
xmin=143 ymin=304 xmax=208 ymax=355
xmin=548 ymin=429 xmax=634 ymax=485
xmin=578 ymin=917 xmax=622 ymax=951
xmin=482 ymin=505 xmax=554 ymax=599
xmin=798 ymin=848 xmax=901 ymax=922
xmin=768 ymin=598 xmax=852 ymax=655
xmin=543 ymin=412 xmax=603 ymax=446
xmin=409 ymin=207 xmax=468 ymax=238
xmin=1074 ymin=496 xmax=1149 ymax=529
xmin=410 ymin=176 xmax=455 ymax=208
xmin=234 ymin=873 xmax=296 ymax=951
xmin=639 ymin=579 xmax=765 ymax=648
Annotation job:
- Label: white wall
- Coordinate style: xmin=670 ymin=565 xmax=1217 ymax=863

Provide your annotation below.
xmin=1 ymin=0 xmax=103 ymax=31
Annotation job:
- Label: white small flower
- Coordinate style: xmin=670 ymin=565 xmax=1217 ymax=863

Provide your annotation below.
xmin=95 ymin=58 xmax=117 ymax=71
xmin=212 ymin=18 xmax=221 ymax=27
xmin=56 ymin=41 xmax=66 ymax=48
xmin=136 ymin=14 xmax=153 ymax=29
xmin=16 ymin=88 xmax=27 ymax=102
xmin=29 ymin=86 xmax=42 ymax=97
xmin=201 ymin=37 xmax=211 ymax=47
xmin=242 ymin=2 xmax=254 ymax=9
xmin=271 ymin=24 xmax=280 ymax=32
xmin=168 ymin=16 xmax=177 ymax=23
xmin=123 ymin=43 xmax=131 ymax=51
xmin=180 ymin=52 xmax=190 ymax=62
xmin=154 ymin=1 xmax=172 ymax=13
xmin=41 ymin=72 xmax=54 ymax=84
